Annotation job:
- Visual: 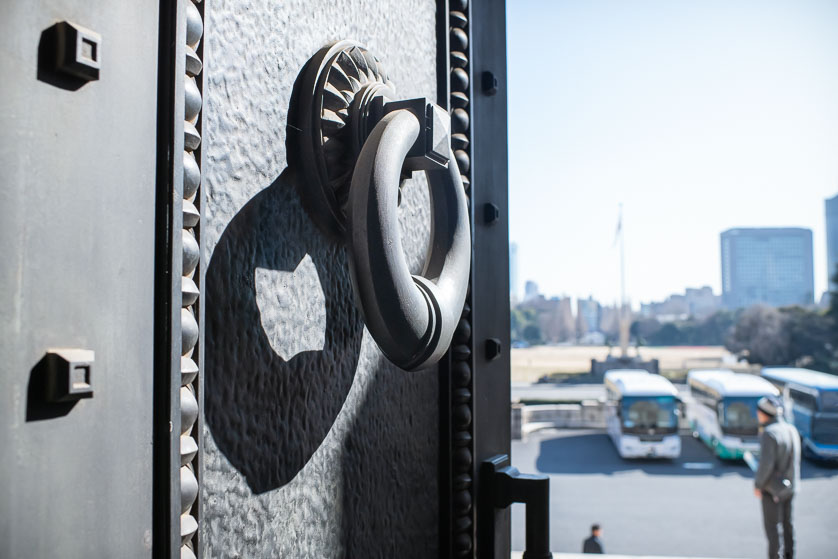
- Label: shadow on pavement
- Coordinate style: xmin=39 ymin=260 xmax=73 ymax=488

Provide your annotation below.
xmin=801 ymin=457 xmax=838 ymax=479
xmin=535 ymin=432 xmax=744 ymax=478
xmin=534 ymin=430 xmax=838 ymax=479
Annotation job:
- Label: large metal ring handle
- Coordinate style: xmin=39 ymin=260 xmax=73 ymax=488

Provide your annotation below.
xmin=347 ymin=109 xmax=470 ymax=370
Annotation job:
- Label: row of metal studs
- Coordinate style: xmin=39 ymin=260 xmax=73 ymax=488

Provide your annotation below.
xmin=448 ymin=0 xmax=474 ymax=556
xmin=180 ymin=0 xmax=204 ymax=557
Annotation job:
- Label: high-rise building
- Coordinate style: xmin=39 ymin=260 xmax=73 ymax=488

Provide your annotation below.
xmin=524 ymin=280 xmax=539 ymax=301
xmin=509 ymin=242 xmax=519 ymax=303
xmin=826 ymin=194 xmax=838 ymax=292
xmin=720 ymin=228 xmax=814 ymax=309
xmin=576 ymin=296 xmax=601 ymax=334
xmin=640 ymin=286 xmax=720 ymax=321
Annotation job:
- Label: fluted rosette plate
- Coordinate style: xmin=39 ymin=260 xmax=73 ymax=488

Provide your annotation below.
xmin=288 ymin=41 xmax=395 ymax=239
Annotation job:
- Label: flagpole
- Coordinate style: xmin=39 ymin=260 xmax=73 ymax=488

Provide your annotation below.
xmin=618 ymin=203 xmax=629 ymax=358
xmin=619 ymin=203 xmax=626 ymax=312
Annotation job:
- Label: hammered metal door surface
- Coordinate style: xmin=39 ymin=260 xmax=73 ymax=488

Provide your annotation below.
xmin=0 ymin=2 xmax=159 ymax=557
xmin=200 ymin=1 xmax=440 ymax=557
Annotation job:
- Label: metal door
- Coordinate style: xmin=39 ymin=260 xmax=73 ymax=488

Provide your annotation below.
xmin=0 ymin=2 xmax=161 ymax=557
xmin=0 ymin=0 xmax=530 ymax=557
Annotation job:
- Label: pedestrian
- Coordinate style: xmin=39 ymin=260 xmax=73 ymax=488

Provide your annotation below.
xmin=753 ymin=395 xmax=800 ymax=559
xmin=582 ymin=523 xmax=604 ymax=554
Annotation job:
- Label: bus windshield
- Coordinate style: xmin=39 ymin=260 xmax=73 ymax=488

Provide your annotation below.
xmin=621 ymin=396 xmax=677 ymax=434
xmin=721 ymin=397 xmax=759 ymax=436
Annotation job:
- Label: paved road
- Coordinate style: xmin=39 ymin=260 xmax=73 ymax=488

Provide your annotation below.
xmin=511 ymin=428 xmax=838 ymax=559
xmin=511 ymin=383 xmax=693 ymax=403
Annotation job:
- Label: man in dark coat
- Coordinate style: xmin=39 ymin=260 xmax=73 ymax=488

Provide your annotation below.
xmin=754 ymin=395 xmax=801 ymax=559
xmin=582 ymin=523 xmax=604 ymax=554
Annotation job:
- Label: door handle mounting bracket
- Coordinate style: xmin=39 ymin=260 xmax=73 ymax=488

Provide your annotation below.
xmin=481 ymin=454 xmax=551 ymax=559
xmin=288 ymin=41 xmax=471 ymax=371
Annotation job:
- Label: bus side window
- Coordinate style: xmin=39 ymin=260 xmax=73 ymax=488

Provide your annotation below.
xmin=789 ymin=388 xmax=816 ymax=412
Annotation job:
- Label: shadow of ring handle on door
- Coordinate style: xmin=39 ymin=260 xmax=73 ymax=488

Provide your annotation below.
xmin=287 ymin=41 xmax=471 ymax=371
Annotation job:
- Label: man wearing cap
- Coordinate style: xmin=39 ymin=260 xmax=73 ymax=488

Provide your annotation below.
xmin=753 ymin=395 xmax=800 ymax=559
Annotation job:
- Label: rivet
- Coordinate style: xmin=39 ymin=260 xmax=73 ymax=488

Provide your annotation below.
xmin=451 ymin=108 xmax=469 ymax=133
xmin=183 ymin=200 xmax=200 ymax=229
xmin=184 ymin=76 xmax=202 ymax=122
xmin=181 ymin=512 xmax=198 ymax=544
xmin=181 ymin=357 xmax=198 ymax=386
xmin=180 ymin=435 xmax=198 ymax=465
xmin=450 ymin=91 xmax=469 ymax=109
xmin=182 ymin=276 xmax=199 ymax=307
xmin=454 ymin=404 xmax=472 ymax=429
xmin=185 ymin=1 xmax=203 ymax=48
xmin=185 ymin=46 xmax=203 ymax=77
xmin=450 ymin=11 xmax=468 ymax=29
xmin=450 ymin=27 xmax=468 ymax=51
xmin=485 ymin=338 xmax=502 ymax=360
xmin=182 ymin=230 xmax=199 ymax=275
xmin=451 ymin=133 xmax=469 ymax=151
xmin=454 ymin=489 xmax=473 ymax=515
xmin=181 ymin=308 xmax=199 ymax=355
xmin=454 ymin=150 xmax=470 ymax=174
xmin=451 ymin=51 xmax=468 ymax=69
xmin=180 ymin=385 xmax=198 ymax=434
xmin=481 ymin=71 xmax=498 ymax=96
xmin=180 ymin=466 xmax=198 ymax=512
xmin=483 ymin=202 xmax=499 ymax=225
xmin=451 ymin=67 xmax=469 ymax=92
xmin=184 ymin=121 xmax=201 ymax=151
xmin=183 ymin=151 xmax=201 ymax=199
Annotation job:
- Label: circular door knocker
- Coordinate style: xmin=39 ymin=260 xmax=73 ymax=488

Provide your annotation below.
xmin=288 ymin=41 xmax=470 ymax=371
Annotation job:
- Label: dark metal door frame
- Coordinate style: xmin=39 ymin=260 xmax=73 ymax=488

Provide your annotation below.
xmin=154 ymin=0 xmax=206 ymax=557
xmin=437 ymin=0 xmax=512 ymax=557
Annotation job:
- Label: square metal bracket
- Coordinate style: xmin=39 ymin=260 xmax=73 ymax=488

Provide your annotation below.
xmin=55 ymin=21 xmax=101 ymax=81
xmin=383 ymin=97 xmax=450 ymax=171
xmin=45 ymin=348 xmax=95 ymax=402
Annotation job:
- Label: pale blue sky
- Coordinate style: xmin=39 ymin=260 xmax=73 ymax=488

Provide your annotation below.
xmin=507 ymin=0 xmax=838 ymax=307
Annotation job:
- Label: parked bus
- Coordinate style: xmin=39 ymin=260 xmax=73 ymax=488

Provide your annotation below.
xmin=604 ymin=369 xmax=681 ymax=459
xmin=686 ymin=369 xmax=778 ymax=459
xmin=761 ymin=367 xmax=838 ymax=461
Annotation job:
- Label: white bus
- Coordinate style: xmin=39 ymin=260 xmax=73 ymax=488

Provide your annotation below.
xmin=604 ymin=369 xmax=681 ymax=459
xmin=687 ymin=369 xmax=779 ymax=460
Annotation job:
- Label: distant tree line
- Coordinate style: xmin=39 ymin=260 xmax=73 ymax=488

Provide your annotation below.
xmin=725 ymin=304 xmax=838 ymax=373
xmin=513 ymin=271 xmax=838 ymax=374
xmin=511 ymin=307 xmax=542 ymax=344
xmin=631 ymin=311 xmax=738 ymax=347
xmin=631 ymin=272 xmax=838 ymax=374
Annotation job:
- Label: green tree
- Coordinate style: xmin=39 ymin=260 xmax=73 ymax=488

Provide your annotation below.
xmin=511 ymin=307 xmax=541 ymax=344
xmin=783 ymin=306 xmax=836 ymax=371
xmin=522 ymin=324 xmax=542 ymax=345
xmin=726 ymin=305 xmax=791 ymax=365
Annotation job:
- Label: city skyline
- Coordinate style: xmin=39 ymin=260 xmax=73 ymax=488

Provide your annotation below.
xmin=512 ymin=223 xmax=820 ymax=308
xmin=514 ymin=276 xmax=721 ymax=313
xmin=508 ymin=0 xmax=838 ymax=305
xmin=512 ymin=216 xmax=826 ymax=306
